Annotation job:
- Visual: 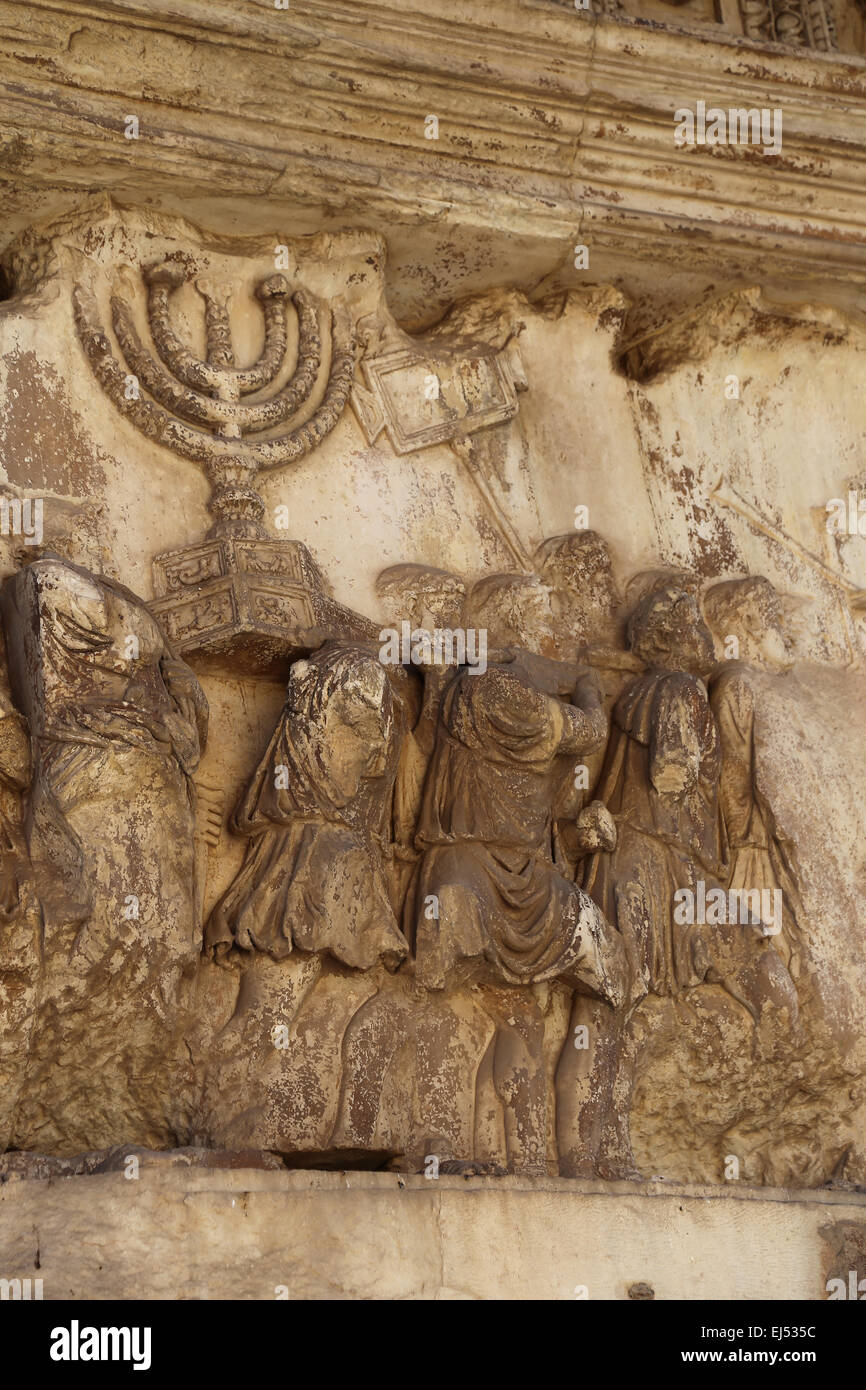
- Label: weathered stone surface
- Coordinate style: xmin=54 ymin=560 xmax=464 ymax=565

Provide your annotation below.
xmin=4 ymin=2 xmax=866 ymax=325
xmin=1 ymin=1161 xmax=864 ymax=1299
xmin=1 ymin=0 xmax=866 ymax=1303
xmin=0 ymin=194 xmax=863 ymax=1185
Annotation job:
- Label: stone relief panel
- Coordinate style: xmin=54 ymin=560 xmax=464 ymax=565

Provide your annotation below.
xmin=0 ymin=204 xmax=863 ymax=1189
xmin=546 ymin=0 xmax=844 ymax=52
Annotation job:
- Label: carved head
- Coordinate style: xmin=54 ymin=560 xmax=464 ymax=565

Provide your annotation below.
xmin=626 ymin=584 xmax=715 ymax=676
xmin=376 ymin=563 xmax=466 ymax=633
xmin=287 ymin=644 xmax=395 ymax=806
xmin=464 ymin=572 xmax=555 ymax=654
xmin=703 ymin=576 xmax=792 ymax=671
xmin=33 ymin=558 xmax=165 ymax=675
xmin=535 ymin=531 xmax=621 ymax=645
xmin=625 ymin=567 xmax=702 ymax=610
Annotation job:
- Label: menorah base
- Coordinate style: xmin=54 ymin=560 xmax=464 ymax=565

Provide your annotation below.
xmin=149 ymin=536 xmax=379 ymax=678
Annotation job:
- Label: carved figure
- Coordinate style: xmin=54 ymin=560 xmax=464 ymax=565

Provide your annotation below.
xmin=206 ymin=641 xmax=409 ymax=972
xmin=557 ymin=584 xmax=797 ymax=1178
xmin=0 ymin=556 xmax=207 ymax=1150
xmin=376 ymin=563 xmax=467 ymax=919
xmin=411 ymin=573 xmax=627 ymax=1001
xmin=0 ymin=675 xmax=39 ymax=1150
xmin=705 ymin=576 xmax=805 ymax=977
xmin=334 ymin=573 xmax=627 ymax=1175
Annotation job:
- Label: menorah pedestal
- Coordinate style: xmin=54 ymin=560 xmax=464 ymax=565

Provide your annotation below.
xmin=149 ymin=535 xmax=379 ymax=677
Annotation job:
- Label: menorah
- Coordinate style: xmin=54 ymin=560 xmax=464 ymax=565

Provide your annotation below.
xmin=73 ymin=260 xmax=356 ymax=537
xmin=73 ymin=261 xmax=375 ymax=674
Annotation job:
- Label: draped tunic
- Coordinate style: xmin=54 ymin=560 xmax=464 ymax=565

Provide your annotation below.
xmin=412 ymin=663 xmax=627 ymax=1002
xmin=581 ymin=668 xmax=727 ymax=997
xmin=206 ymin=647 xmax=409 ymax=973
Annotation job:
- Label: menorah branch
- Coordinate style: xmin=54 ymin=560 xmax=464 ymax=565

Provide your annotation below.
xmin=252 ymin=301 xmax=356 ymax=472
xmin=145 ymin=262 xmax=293 ymax=396
xmin=111 ymin=290 xmax=321 ymax=432
xmin=73 ymin=270 xmax=357 ymax=537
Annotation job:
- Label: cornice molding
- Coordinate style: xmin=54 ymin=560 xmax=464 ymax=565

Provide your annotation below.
xmin=2 ymin=0 xmax=866 ymax=304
